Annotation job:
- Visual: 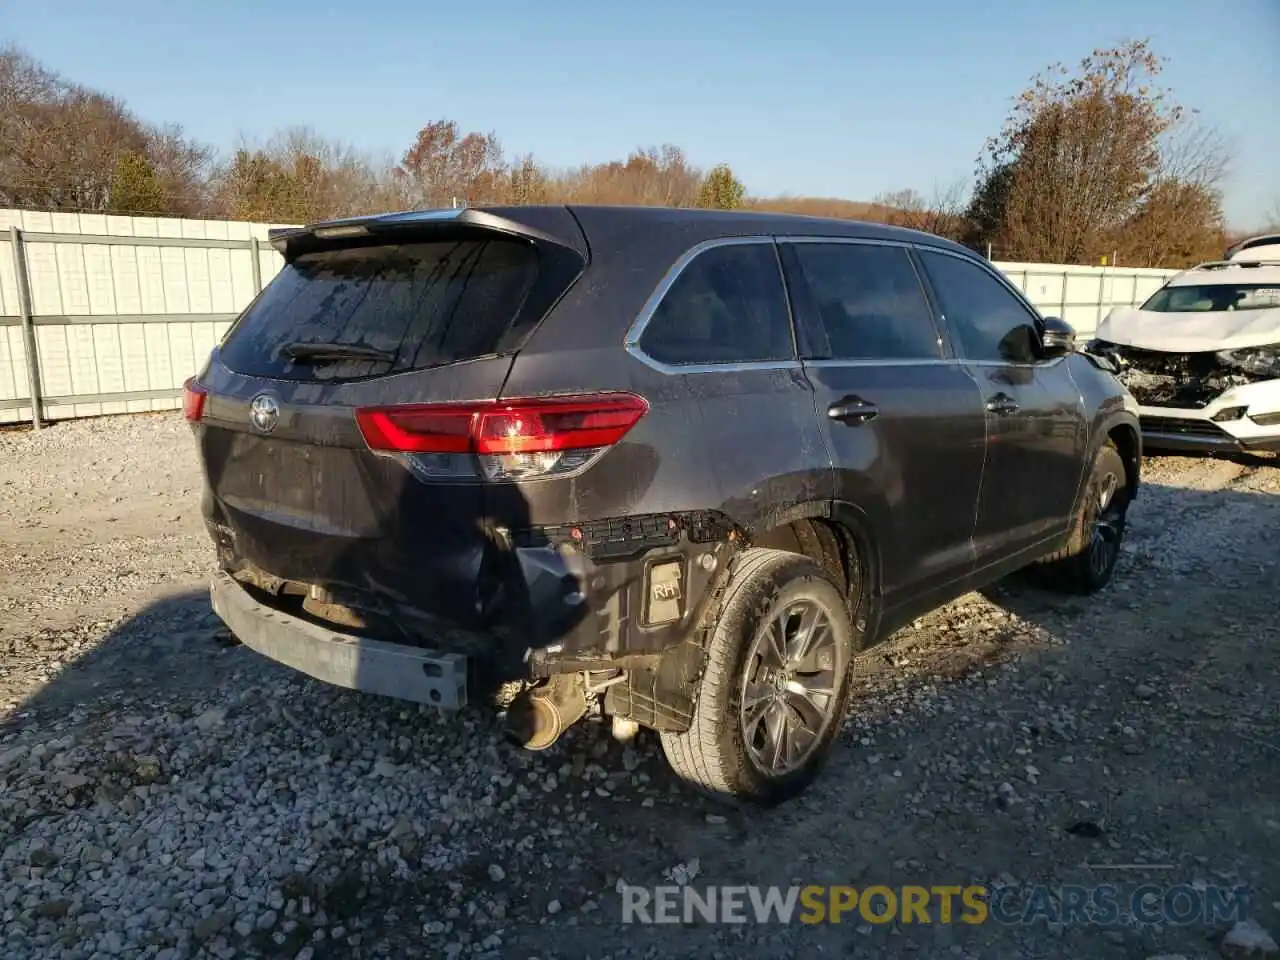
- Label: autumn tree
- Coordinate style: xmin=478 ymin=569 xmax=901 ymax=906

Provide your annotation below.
xmin=556 ymin=145 xmax=703 ymax=207
xmin=397 ymin=120 xmax=507 ymax=208
xmin=506 ymin=154 xmax=549 ymax=205
xmin=971 ymin=40 xmax=1229 ymax=266
xmin=695 ymin=164 xmax=746 ymax=209
xmin=213 ymin=128 xmax=400 ymax=223
xmin=1117 ymin=178 xmax=1225 ymax=267
xmin=217 ymin=150 xmax=295 ymax=222
xmin=0 ymin=47 xmax=210 ymax=215
xmin=0 ymin=48 xmax=146 ymax=210
xmin=744 ymin=196 xmax=883 ymax=220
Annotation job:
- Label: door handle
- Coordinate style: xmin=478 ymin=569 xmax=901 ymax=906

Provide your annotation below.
xmin=828 ymin=396 xmax=879 ymax=425
xmin=986 ymin=392 xmax=1019 ymax=415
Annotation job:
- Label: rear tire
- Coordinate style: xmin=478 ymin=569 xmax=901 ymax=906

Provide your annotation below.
xmin=1039 ymin=442 xmax=1130 ymax=594
xmin=659 ymin=548 xmax=856 ymax=805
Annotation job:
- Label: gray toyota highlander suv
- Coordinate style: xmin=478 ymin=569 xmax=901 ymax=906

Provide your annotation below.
xmin=186 ymin=205 xmax=1141 ymax=804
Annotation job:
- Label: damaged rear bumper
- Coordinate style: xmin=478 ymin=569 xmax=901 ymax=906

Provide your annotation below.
xmin=210 ymin=571 xmax=469 ymax=707
xmin=208 ymin=511 xmax=740 ymax=691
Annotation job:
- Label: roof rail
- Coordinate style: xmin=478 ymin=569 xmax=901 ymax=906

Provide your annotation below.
xmin=1189 ymin=259 xmax=1280 ymax=271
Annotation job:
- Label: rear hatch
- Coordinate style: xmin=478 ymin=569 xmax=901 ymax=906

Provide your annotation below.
xmin=188 ymin=208 xmax=589 ymax=633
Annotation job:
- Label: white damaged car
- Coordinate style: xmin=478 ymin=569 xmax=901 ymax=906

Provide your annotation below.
xmin=1087 ymin=243 xmax=1280 ymax=454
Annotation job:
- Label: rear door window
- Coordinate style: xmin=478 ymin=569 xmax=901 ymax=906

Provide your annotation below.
xmin=789 ymin=243 xmax=942 ymax=360
xmin=639 ymin=242 xmax=794 ymax=365
xmin=219 ymin=239 xmax=538 ymax=381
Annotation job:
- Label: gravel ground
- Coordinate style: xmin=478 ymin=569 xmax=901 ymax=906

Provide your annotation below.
xmin=1 ymin=413 xmax=1277 ymax=960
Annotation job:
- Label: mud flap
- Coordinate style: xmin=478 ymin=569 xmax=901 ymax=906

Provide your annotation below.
xmin=603 ymin=637 xmax=704 ymax=731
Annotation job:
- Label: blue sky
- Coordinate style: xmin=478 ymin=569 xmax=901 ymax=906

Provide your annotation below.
xmin=7 ymin=0 xmax=1279 ymax=227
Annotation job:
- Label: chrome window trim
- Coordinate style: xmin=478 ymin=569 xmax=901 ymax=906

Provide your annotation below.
xmin=777 ymin=235 xmax=914 ymax=249
xmin=623 ymin=235 xmax=799 ymax=376
xmin=965 ymin=357 xmax=1067 ymax=370
xmin=803 ymin=358 xmax=960 ymax=369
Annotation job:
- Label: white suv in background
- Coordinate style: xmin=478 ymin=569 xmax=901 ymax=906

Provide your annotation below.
xmin=1087 ymin=242 xmax=1280 ymax=455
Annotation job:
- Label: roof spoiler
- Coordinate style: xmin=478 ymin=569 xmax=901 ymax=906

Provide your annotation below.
xmin=267 ymin=207 xmax=584 ymax=260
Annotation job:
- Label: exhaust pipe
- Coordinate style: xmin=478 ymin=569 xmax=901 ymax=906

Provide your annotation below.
xmin=504 ymin=675 xmax=589 ymax=751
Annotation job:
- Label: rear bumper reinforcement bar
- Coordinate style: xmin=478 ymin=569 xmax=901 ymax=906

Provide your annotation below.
xmin=210 ymin=571 xmax=468 ymax=708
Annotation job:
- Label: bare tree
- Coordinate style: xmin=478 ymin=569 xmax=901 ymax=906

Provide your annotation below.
xmin=1262 ymin=198 xmax=1280 ymax=233
xmin=145 ymin=123 xmax=214 ymax=216
xmin=0 ymin=47 xmax=212 ymax=216
xmin=873 ymin=179 xmax=969 ymax=240
xmin=1158 ymin=118 xmax=1231 ymax=190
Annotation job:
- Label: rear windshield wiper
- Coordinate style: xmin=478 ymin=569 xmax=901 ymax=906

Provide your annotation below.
xmin=281 ymin=342 xmax=396 ymax=364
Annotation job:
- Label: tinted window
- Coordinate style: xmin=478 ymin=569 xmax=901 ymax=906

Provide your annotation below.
xmin=219 ymin=239 xmax=537 ymax=381
xmin=918 ymin=250 xmax=1041 ymax=363
xmin=792 ymin=244 xmax=940 ymax=360
xmin=639 ymin=243 xmax=793 ymax=365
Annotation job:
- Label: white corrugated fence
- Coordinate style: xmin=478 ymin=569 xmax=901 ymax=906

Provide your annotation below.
xmin=0 ymin=209 xmax=1180 ymax=426
xmin=997 ymin=261 xmax=1175 ymax=341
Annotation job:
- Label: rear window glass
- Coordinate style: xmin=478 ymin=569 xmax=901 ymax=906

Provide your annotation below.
xmin=639 ymin=242 xmax=794 ymax=366
xmin=1141 ymin=284 xmax=1280 ymax=313
xmin=219 ymin=239 xmax=537 ymax=380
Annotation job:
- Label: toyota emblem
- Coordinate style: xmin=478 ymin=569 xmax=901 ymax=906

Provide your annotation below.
xmin=249 ymin=394 xmax=280 ymax=433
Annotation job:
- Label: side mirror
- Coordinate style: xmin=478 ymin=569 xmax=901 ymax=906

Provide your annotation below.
xmin=1039 ymin=316 xmax=1076 ymax=359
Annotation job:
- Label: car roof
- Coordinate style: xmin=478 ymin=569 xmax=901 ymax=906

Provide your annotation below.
xmin=280 ymin=204 xmax=981 ymax=268
xmin=551 ymin=204 xmax=977 ymax=255
xmin=1167 ymin=260 xmax=1280 ymax=287
xmin=290 ymin=203 xmax=973 ymax=252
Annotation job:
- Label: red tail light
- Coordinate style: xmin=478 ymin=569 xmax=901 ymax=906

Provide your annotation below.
xmin=472 ymin=395 xmax=650 ymax=454
xmin=182 ymin=378 xmax=207 ymax=422
xmin=355 ymin=406 xmax=473 ymax=454
xmin=355 ymin=393 xmax=649 ymax=480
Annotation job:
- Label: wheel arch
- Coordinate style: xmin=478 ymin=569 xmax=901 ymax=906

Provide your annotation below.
xmin=607 ymin=500 xmax=885 ymax=734
xmin=1105 ymin=418 xmax=1142 ymax=499
xmin=746 ymin=499 xmax=883 ymax=646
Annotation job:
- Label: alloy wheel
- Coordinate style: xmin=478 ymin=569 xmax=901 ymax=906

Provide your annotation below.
xmin=1088 ymin=470 xmax=1123 ymax=579
xmin=739 ymin=599 xmax=846 ymax=777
